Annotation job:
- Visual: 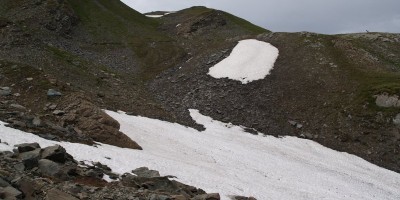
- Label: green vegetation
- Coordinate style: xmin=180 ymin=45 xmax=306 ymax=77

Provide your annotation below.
xmin=223 ymin=12 xmax=268 ymax=34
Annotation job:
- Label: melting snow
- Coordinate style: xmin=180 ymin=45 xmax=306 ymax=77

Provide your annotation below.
xmin=208 ymin=39 xmax=279 ymax=84
xmin=1 ymin=111 xmax=400 ymax=200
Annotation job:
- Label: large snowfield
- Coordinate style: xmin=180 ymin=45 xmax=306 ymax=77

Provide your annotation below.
xmin=208 ymin=39 xmax=279 ymax=84
xmin=1 ymin=110 xmax=400 ymax=200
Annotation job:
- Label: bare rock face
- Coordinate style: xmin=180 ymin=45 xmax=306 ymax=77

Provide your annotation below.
xmin=60 ymin=94 xmax=142 ymax=150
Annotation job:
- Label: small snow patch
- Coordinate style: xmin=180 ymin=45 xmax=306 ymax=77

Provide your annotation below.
xmin=208 ymin=39 xmax=279 ymax=84
xmin=145 ymin=15 xmax=164 ymax=18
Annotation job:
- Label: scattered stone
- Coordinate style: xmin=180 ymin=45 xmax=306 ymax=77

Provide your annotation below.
xmin=288 ymin=120 xmax=303 ymax=129
xmin=13 ymin=93 xmax=20 ymax=97
xmin=132 ymin=167 xmax=160 ymax=178
xmin=15 ymin=142 xmax=41 ymax=153
xmin=26 ymin=77 xmax=33 ymax=81
xmin=47 ymin=89 xmax=62 ymax=96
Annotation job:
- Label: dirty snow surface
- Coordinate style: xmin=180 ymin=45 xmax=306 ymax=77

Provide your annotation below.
xmin=1 ymin=111 xmax=400 ymax=200
xmin=208 ymin=39 xmax=279 ymax=84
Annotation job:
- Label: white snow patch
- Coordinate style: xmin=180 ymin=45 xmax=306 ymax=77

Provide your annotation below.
xmin=1 ymin=112 xmax=400 ymax=200
xmin=145 ymin=15 xmax=164 ymax=18
xmin=208 ymin=39 xmax=279 ymax=84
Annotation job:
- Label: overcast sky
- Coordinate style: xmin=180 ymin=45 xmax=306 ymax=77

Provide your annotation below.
xmin=121 ymin=0 xmax=400 ymax=34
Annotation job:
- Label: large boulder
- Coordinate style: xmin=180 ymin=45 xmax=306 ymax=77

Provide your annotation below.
xmin=132 ymin=167 xmax=161 ymax=178
xmin=60 ymin=94 xmax=142 ymax=149
xmin=41 ymin=145 xmax=72 ymax=163
xmin=15 ymin=143 xmax=41 ymax=153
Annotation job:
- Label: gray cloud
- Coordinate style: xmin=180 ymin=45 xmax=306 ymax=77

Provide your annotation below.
xmin=121 ymin=0 xmax=400 ymax=34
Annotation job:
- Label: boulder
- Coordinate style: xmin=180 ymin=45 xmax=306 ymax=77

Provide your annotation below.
xmin=60 ymin=94 xmax=142 ymax=149
xmin=15 ymin=143 xmax=41 ymax=153
xmin=132 ymin=167 xmax=161 ymax=178
xmin=38 ymin=159 xmax=61 ymax=177
xmin=18 ymin=148 xmax=41 ymax=170
xmin=41 ymin=145 xmax=71 ymax=163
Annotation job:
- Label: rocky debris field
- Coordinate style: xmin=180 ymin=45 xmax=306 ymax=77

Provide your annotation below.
xmin=0 ymin=142 xmax=225 ymax=200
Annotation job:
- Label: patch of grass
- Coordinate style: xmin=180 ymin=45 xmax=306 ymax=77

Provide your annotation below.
xmin=223 ymin=12 xmax=268 ymax=34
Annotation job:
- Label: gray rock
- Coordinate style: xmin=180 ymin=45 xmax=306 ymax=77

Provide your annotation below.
xmin=132 ymin=167 xmax=160 ymax=178
xmin=296 ymin=123 xmax=303 ymax=129
xmin=0 ymin=87 xmax=11 ymax=96
xmin=38 ymin=159 xmax=61 ymax=177
xmin=0 ymin=186 xmax=22 ymax=199
xmin=53 ymin=110 xmax=65 ymax=116
xmin=10 ymin=104 xmax=26 ymax=110
xmin=14 ymin=163 xmax=25 ymax=171
xmin=41 ymin=145 xmax=70 ymax=163
xmin=15 ymin=143 xmax=41 ymax=153
xmin=0 ymin=177 xmax=10 ymax=187
xmin=393 ymin=114 xmax=400 ymax=126
xmin=288 ymin=120 xmax=297 ymax=126
xmin=32 ymin=117 xmax=42 ymax=126
xmin=47 ymin=89 xmax=62 ymax=96
xmin=375 ymin=94 xmax=400 ymax=107
xmin=18 ymin=148 xmax=41 ymax=170
xmin=192 ymin=193 xmax=220 ymax=200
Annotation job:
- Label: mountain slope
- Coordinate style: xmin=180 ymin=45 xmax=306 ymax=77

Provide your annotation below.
xmin=0 ymin=0 xmax=399 ymax=175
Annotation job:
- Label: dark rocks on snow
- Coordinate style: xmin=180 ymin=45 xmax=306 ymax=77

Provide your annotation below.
xmin=132 ymin=167 xmax=161 ymax=178
xmin=15 ymin=142 xmax=40 ymax=153
xmin=0 ymin=143 xmax=221 ymax=200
